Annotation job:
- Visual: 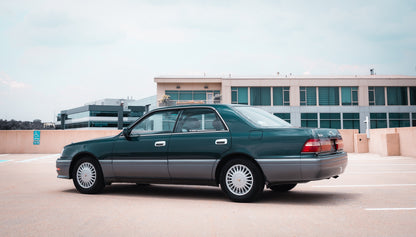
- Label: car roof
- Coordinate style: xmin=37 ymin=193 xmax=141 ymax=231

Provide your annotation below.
xmin=152 ymin=104 xmax=242 ymax=111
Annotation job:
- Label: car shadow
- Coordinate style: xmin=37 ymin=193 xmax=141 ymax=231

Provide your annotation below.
xmin=63 ymin=184 xmax=361 ymax=205
xmin=261 ymin=189 xmax=361 ymax=206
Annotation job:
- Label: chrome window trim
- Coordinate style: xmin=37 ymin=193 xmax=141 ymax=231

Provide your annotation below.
xmin=124 ymin=106 xmax=230 ymax=137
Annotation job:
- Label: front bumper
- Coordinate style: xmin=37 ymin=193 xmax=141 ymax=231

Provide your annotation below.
xmin=56 ymin=159 xmax=71 ymax=179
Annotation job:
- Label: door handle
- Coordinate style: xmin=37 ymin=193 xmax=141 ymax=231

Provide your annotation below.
xmin=154 ymin=141 xmax=166 ymax=147
xmin=215 ymin=139 xmax=228 ymax=145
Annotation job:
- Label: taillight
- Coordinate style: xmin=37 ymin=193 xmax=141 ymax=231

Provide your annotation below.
xmin=335 ymin=139 xmax=344 ymax=151
xmin=301 ymin=138 xmax=342 ymax=153
xmin=301 ymin=139 xmax=321 ymax=153
xmin=320 ymin=138 xmax=332 ymax=152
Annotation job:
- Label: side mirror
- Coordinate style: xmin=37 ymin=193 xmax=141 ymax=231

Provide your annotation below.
xmin=122 ymin=128 xmax=132 ymax=140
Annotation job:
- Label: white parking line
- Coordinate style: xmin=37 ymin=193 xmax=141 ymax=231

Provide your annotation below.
xmin=17 ymin=154 xmax=60 ymax=163
xmin=352 ymin=164 xmax=416 ymax=166
xmin=0 ymin=154 xmax=9 ymax=157
xmin=365 ymin=208 xmax=416 ymax=211
xmin=313 ymin=184 xmax=416 ymax=188
xmin=349 ymin=171 xmax=416 ymax=174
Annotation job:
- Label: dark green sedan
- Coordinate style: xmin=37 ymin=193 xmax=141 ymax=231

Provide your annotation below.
xmin=57 ymin=104 xmax=347 ymax=202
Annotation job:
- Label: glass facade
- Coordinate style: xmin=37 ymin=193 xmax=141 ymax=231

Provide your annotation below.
xmin=250 ymin=87 xmax=271 ymax=106
xmin=389 ymin=113 xmax=410 ymax=128
xmin=300 ymin=87 xmax=316 ymax=106
xmin=273 ymin=87 xmax=290 ymax=106
xmin=231 ymin=87 xmax=248 ymax=105
xmin=301 ymin=113 xmax=318 ymax=128
xmin=370 ymin=113 xmax=387 ymax=129
xmin=343 ymin=113 xmax=360 ymax=130
xmin=410 ymin=87 xmax=416 ymax=105
xmin=320 ymin=113 xmax=341 ymax=129
xmin=166 ymin=90 xmax=220 ymax=103
xmin=341 ymin=87 xmax=358 ymax=105
xmin=387 ymin=87 xmax=408 ymax=105
xmin=413 ymin=113 xmax=416 ymax=127
xmin=273 ymin=113 xmax=291 ymax=123
xmin=319 ymin=87 xmax=339 ymax=106
xmin=368 ymin=87 xmax=385 ymax=105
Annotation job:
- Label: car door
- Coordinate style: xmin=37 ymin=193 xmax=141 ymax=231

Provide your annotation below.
xmin=168 ymin=108 xmax=231 ymax=181
xmin=112 ymin=110 xmax=179 ymax=179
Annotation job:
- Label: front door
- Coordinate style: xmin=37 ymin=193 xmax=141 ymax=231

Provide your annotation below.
xmin=112 ymin=110 xmax=179 ymax=179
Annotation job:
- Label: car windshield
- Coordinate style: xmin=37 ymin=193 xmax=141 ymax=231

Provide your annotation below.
xmin=234 ymin=106 xmax=292 ymax=128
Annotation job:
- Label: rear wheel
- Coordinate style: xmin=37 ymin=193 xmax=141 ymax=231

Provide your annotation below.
xmin=269 ymin=184 xmax=297 ymax=192
xmin=72 ymin=157 xmax=105 ymax=194
xmin=220 ymin=159 xmax=264 ymax=202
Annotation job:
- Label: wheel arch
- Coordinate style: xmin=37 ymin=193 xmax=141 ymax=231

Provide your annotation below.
xmin=214 ymin=153 xmax=265 ymax=185
xmin=69 ymin=152 xmax=100 ymax=179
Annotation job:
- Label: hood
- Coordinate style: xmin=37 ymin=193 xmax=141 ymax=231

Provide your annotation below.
xmin=64 ymin=135 xmax=118 ymax=148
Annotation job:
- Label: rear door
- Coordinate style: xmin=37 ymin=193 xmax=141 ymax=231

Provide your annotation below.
xmin=168 ymin=108 xmax=231 ymax=181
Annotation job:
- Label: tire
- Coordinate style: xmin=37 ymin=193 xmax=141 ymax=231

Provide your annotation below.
xmin=220 ymin=159 xmax=264 ymax=202
xmin=269 ymin=184 xmax=297 ymax=192
xmin=72 ymin=157 xmax=105 ymax=194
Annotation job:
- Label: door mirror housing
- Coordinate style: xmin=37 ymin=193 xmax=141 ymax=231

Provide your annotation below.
xmin=122 ymin=128 xmax=132 ymax=140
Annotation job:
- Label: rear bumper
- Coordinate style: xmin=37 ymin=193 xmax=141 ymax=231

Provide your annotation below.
xmin=56 ymin=159 xmax=71 ymax=179
xmin=301 ymin=152 xmax=348 ymax=180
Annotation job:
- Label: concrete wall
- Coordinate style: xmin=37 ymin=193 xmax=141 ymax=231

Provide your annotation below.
xmin=1 ymin=128 xmax=415 ymax=157
xmin=0 ymin=130 xmax=120 ymax=154
xmin=368 ymin=127 xmax=416 ymax=157
xmin=338 ymin=129 xmax=358 ymax=153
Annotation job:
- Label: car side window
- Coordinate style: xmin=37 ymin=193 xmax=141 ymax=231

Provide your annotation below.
xmin=131 ymin=110 xmax=179 ymax=135
xmin=175 ymin=108 xmax=226 ymax=133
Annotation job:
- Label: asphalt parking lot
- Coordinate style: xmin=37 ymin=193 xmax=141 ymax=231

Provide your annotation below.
xmin=1 ymin=153 xmax=415 ymax=237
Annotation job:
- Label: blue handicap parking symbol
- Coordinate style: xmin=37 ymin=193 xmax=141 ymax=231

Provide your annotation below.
xmin=33 ymin=130 xmax=40 ymax=145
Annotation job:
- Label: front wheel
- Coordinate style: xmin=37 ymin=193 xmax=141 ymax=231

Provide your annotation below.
xmin=269 ymin=184 xmax=297 ymax=192
xmin=72 ymin=157 xmax=105 ymax=194
xmin=220 ymin=159 xmax=264 ymax=202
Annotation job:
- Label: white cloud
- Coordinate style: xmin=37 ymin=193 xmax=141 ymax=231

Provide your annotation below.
xmin=0 ymin=72 xmax=29 ymax=89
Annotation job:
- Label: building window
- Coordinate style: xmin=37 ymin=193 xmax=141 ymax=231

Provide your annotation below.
xmin=300 ymin=87 xmax=317 ymax=106
xmin=370 ymin=113 xmax=387 ymax=129
xmin=368 ymin=87 xmax=385 ymax=105
xmin=250 ymin=87 xmax=271 ymax=106
xmin=273 ymin=113 xmax=291 ymax=123
xmin=387 ymin=87 xmax=408 ymax=105
xmin=90 ymin=121 xmax=118 ymax=128
xmin=341 ymin=87 xmax=358 ymax=105
xmin=320 ymin=113 xmax=341 ymax=129
xmin=301 ymin=113 xmax=318 ymax=128
xmin=166 ymin=90 xmax=220 ymax=104
xmin=231 ymin=87 xmax=248 ymax=105
xmin=389 ymin=113 xmax=410 ymax=128
xmin=413 ymin=113 xmax=416 ymax=127
xmin=343 ymin=113 xmax=360 ymax=131
xmin=319 ymin=87 xmax=339 ymax=106
xmin=410 ymin=87 xmax=416 ymax=105
xmin=90 ymin=111 xmax=119 ymax=117
xmin=273 ymin=87 xmax=290 ymax=106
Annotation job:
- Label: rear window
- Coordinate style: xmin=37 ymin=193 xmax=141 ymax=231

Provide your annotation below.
xmin=234 ymin=106 xmax=292 ymax=128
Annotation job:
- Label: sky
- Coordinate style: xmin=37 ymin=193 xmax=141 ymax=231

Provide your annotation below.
xmin=0 ymin=0 xmax=415 ymax=122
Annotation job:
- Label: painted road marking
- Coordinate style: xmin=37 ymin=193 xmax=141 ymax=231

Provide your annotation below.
xmin=17 ymin=154 xmax=60 ymax=163
xmin=0 ymin=160 xmax=10 ymax=163
xmin=365 ymin=208 xmax=416 ymax=211
xmin=349 ymin=171 xmax=416 ymax=174
xmin=313 ymin=184 xmax=416 ymax=188
xmin=351 ymin=163 xmax=416 ymax=167
xmin=0 ymin=154 xmax=9 ymax=157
